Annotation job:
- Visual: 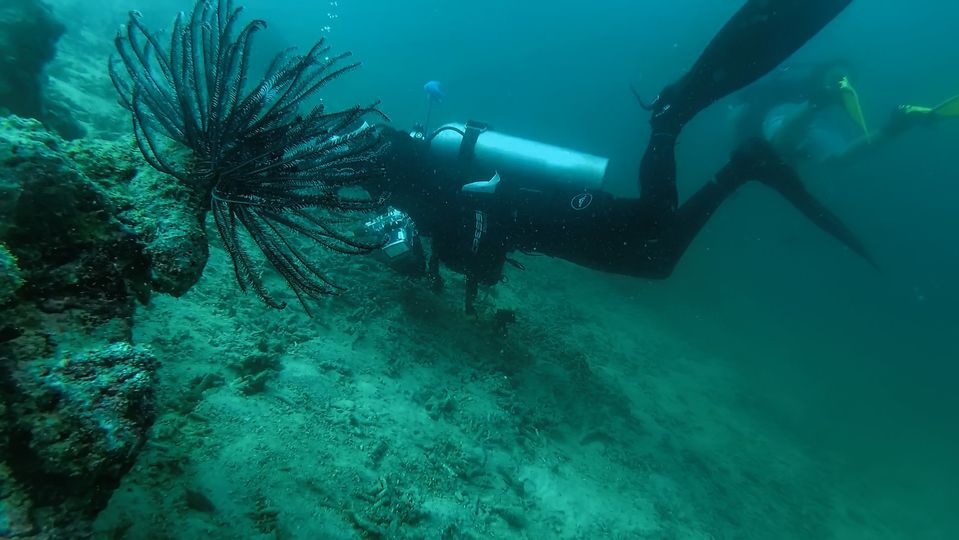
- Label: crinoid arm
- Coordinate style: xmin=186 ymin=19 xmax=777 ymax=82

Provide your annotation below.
xmin=112 ymin=0 xmax=390 ymax=314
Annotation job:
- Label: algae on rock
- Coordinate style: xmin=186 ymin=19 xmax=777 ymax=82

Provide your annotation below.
xmin=0 ymin=115 xmax=209 ymax=538
xmin=0 ymin=244 xmax=23 ymax=306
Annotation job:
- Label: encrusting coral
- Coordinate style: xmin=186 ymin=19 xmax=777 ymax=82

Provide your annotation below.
xmin=0 ymin=115 xmax=204 ymax=537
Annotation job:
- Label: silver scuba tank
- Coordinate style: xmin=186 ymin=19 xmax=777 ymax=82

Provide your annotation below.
xmin=427 ymin=121 xmax=609 ymax=191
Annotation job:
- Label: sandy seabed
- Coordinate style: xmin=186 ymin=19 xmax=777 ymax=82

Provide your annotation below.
xmin=89 ymin=234 xmax=893 ymax=540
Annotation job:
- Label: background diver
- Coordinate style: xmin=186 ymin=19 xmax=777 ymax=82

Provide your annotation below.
xmin=728 ymin=60 xmax=959 ymax=166
xmin=113 ymin=0 xmax=873 ymax=316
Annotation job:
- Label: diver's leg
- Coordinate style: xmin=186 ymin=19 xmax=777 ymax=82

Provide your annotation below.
xmin=651 ymin=0 xmax=853 ymax=133
xmin=655 ymin=139 xmax=876 ymax=272
xmin=638 ymin=132 xmax=680 ymax=215
xmin=653 ymin=170 xmax=739 ymax=269
xmin=428 ymin=248 xmax=443 ymax=292
xmin=639 ymin=0 xmax=853 ymax=214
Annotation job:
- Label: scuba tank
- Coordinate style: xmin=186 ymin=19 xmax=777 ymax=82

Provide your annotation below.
xmin=426 ymin=121 xmax=609 ymax=192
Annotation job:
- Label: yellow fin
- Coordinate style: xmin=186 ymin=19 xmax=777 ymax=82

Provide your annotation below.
xmin=932 ymin=95 xmax=959 ymax=117
xmin=839 ymin=76 xmax=870 ymax=138
xmin=900 ymin=104 xmax=933 ymax=115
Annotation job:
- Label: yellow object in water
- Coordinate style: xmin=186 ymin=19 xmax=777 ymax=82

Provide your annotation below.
xmin=899 ymin=104 xmax=933 ymax=115
xmin=931 ymin=95 xmax=959 ymax=117
xmin=838 ymin=76 xmax=870 ymax=138
xmin=899 ymin=96 xmax=959 ymax=119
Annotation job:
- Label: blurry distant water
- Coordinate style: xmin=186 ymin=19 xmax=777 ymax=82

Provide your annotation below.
xmin=48 ymin=0 xmax=959 ymax=534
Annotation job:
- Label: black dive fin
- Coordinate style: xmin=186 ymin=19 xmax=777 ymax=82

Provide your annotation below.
xmin=655 ymin=0 xmax=853 ymax=129
xmin=765 ymin=173 xmax=878 ymax=269
xmin=725 ymin=139 xmax=877 ymax=268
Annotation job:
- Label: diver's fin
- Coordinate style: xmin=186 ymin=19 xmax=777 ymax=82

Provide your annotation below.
xmin=727 ymin=139 xmax=877 ymax=268
xmin=838 ymin=76 xmax=870 ymax=139
xmin=897 ymin=96 xmax=959 ymax=119
xmin=899 ymin=104 xmax=934 ymax=116
xmin=765 ymin=172 xmax=878 ymax=268
xmin=932 ymin=95 xmax=959 ymax=117
xmin=650 ymin=0 xmax=853 ymax=131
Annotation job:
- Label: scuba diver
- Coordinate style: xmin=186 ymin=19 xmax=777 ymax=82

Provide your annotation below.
xmin=360 ymin=0 xmax=874 ymax=313
xmin=729 ymin=61 xmax=959 ymax=166
xmin=110 ymin=0 xmax=876 ymax=315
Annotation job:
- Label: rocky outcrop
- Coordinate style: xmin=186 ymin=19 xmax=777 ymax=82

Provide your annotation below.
xmin=0 ymin=0 xmax=83 ymax=140
xmin=1 ymin=344 xmax=159 ymax=538
xmin=0 ymin=116 xmax=210 ymax=537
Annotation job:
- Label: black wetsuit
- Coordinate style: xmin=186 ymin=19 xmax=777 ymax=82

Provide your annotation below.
xmin=370 ymin=0 xmax=867 ymax=312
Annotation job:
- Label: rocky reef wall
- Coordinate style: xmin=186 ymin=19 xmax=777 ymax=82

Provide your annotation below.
xmin=0 ymin=115 xmax=210 ymax=538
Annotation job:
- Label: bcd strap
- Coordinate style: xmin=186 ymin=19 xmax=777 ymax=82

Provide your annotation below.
xmin=458 ymin=121 xmax=488 ymax=161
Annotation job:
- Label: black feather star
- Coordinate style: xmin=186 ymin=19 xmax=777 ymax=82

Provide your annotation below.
xmin=110 ymin=0 xmax=389 ymax=315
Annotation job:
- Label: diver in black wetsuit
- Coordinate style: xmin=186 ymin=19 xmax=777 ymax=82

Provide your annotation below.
xmin=362 ymin=0 xmax=869 ymax=313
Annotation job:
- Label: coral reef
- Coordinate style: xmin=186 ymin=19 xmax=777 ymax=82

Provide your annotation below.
xmin=0 ymin=0 xmax=84 ymax=140
xmin=0 ymin=116 xmax=210 ymax=322
xmin=1 ymin=343 xmax=159 ymax=538
xmin=0 ymin=0 xmax=63 ymax=120
xmin=0 ymin=115 xmax=208 ymax=537
xmin=0 ymin=117 xmax=143 ymax=322
xmin=0 ymin=244 xmax=22 ymax=307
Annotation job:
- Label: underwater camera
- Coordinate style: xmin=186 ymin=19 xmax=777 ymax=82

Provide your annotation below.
xmin=361 ymin=207 xmax=425 ymax=275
